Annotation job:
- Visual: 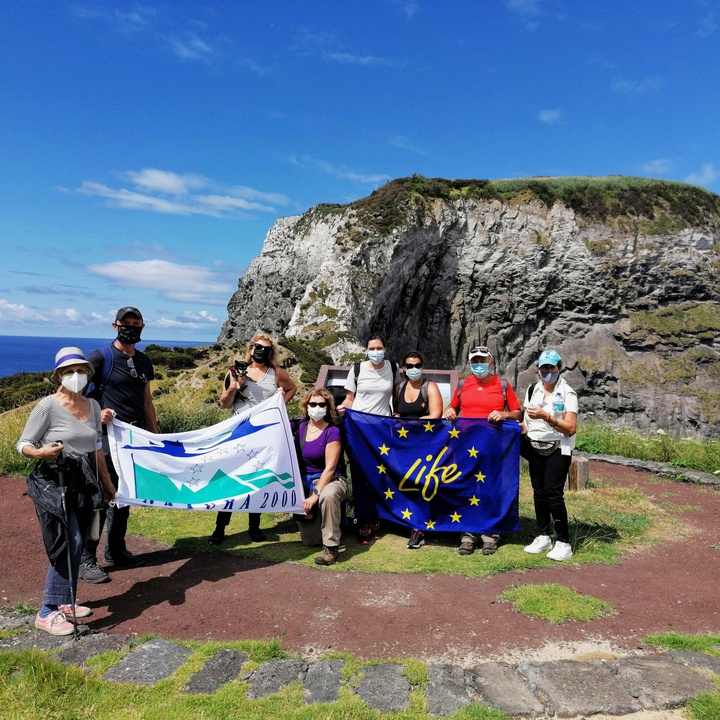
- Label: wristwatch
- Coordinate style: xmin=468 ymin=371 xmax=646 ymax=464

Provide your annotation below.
xmin=312 ymin=488 xmax=320 ymax=496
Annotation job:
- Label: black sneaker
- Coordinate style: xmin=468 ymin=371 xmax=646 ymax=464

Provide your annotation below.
xmin=208 ymin=528 xmax=225 ymax=545
xmin=248 ymin=528 xmax=267 ymax=542
xmin=79 ymin=562 xmax=111 ymax=584
xmin=104 ymin=550 xmax=145 ymax=568
xmin=407 ymin=530 xmax=425 ymax=549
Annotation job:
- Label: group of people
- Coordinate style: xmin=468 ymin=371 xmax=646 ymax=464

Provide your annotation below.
xmin=18 ymin=310 xmax=578 ymax=637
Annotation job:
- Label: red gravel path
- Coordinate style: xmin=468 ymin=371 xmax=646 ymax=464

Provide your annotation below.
xmin=2 ymin=462 xmax=718 ymax=664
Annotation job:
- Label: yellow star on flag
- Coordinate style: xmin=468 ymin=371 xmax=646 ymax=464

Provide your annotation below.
xmin=397 ymin=427 xmax=409 ymax=438
xmin=450 ymin=511 xmax=462 ymax=523
xmin=384 ymin=488 xmax=395 ymax=499
xmin=379 ymin=444 xmax=389 ymax=455
xmin=475 ymin=471 xmax=485 ymax=482
xmin=423 ymin=421 xmax=434 ymax=432
xmin=377 ymin=464 xmax=387 ymax=474
xmin=448 ymin=427 xmax=460 ymax=438
xmin=469 ymin=496 xmax=480 ymax=506
xmin=468 ymin=446 xmax=478 ymax=457
xmin=425 ymin=520 xmax=436 ymax=530
xmin=402 ymin=508 xmax=412 ymax=520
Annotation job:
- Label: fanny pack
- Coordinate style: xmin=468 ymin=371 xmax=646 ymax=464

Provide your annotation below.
xmin=529 ymin=440 xmax=560 ymax=456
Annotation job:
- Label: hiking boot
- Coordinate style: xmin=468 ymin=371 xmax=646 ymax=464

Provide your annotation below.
xmin=35 ymin=611 xmax=74 ymax=636
xmin=58 ymin=604 xmax=92 ymax=619
xmin=407 ymin=530 xmax=425 ymax=549
xmin=314 ymin=546 xmax=339 ymax=566
xmin=249 ymin=528 xmax=267 ymax=542
xmin=458 ymin=539 xmax=475 ymax=556
xmin=104 ymin=550 xmax=145 ymax=568
xmin=208 ymin=527 xmax=225 ymax=545
xmin=79 ymin=561 xmax=110 ymax=584
xmin=524 ymin=535 xmax=553 ymax=554
xmin=482 ymin=537 xmax=499 ymax=555
xmin=547 ymin=541 xmax=573 ymax=562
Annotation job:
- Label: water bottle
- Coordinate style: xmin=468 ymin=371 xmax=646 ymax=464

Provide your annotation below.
xmin=552 ymin=390 xmax=564 ymax=414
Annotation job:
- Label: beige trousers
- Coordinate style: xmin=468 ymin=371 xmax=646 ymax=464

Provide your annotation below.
xmin=297 ymin=476 xmax=348 ymax=548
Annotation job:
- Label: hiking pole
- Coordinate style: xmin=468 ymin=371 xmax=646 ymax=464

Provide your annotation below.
xmin=52 ymin=446 xmax=79 ymax=641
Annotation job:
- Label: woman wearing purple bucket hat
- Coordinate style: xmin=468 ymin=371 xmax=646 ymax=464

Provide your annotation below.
xmin=521 ymin=349 xmax=578 ymax=562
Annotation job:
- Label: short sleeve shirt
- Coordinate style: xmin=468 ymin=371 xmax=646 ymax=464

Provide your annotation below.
xmin=344 ymin=361 xmax=394 ymax=416
xmin=450 ymin=375 xmax=521 ymax=418
xmin=523 ymin=377 xmax=578 ymax=443
xmin=88 ymin=344 xmax=154 ymax=424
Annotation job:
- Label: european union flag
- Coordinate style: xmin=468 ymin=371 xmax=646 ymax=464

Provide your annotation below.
xmin=345 ymin=410 xmax=521 ymax=534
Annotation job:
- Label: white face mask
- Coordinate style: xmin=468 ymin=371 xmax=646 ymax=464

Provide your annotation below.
xmin=61 ymin=371 xmax=88 ymax=394
xmin=367 ymin=349 xmax=385 ymax=364
xmin=307 ymin=405 xmax=327 ymax=421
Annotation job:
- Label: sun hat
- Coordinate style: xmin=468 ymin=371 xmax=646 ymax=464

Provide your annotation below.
xmin=468 ymin=345 xmax=493 ymax=362
xmin=537 ymin=349 xmax=562 ymax=367
xmin=51 ymin=347 xmax=95 ymax=383
xmin=115 ymin=306 xmax=143 ymax=323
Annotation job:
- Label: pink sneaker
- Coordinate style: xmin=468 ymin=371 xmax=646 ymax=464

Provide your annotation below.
xmin=58 ymin=604 xmax=92 ymax=619
xmin=35 ymin=611 xmax=75 ymax=636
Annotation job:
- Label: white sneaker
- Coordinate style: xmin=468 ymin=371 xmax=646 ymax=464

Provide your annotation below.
xmin=547 ymin=541 xmax=573 ymax=561
xmin=523 ymin=535 xmax=553 ymax=554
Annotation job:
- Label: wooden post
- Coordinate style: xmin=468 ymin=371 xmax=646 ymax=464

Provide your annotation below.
xmin=566 ymin=456 xmax=589 ymax=491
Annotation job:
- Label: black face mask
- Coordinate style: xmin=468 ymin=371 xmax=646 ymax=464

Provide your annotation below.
xmin=117 ymin=324 xmax=143 ymax=345
xmin=252 ymin=345 xmax=272 ymax=365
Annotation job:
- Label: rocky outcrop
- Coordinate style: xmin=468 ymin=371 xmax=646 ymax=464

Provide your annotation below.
xmin=219 ymin=178 xmax=720 ymax=436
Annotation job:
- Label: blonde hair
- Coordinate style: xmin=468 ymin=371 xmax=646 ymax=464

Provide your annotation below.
xmin=245 ymin=332 xmax=280 ymax=368
xmin=299 ymin=387 xmax=339 ymax=425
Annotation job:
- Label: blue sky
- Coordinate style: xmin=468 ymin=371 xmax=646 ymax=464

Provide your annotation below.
xmin=2 ymin=0 xmax=718 ymax=342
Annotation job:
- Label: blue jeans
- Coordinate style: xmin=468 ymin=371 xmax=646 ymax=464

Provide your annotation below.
xmin=43 ymin=504 xmax=83 ymax=606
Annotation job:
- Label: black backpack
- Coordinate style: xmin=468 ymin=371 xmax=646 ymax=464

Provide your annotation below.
xmin=393 ymin=378 xmax=429 ymax=413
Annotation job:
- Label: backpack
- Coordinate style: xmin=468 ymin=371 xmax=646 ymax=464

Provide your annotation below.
xmin=393 ymin=378 xmax=429 ymax=412
xmin=456 ymin=376 xmax=509 ymax=411
xmin=85 ymin=344 xmax=115 ymax=402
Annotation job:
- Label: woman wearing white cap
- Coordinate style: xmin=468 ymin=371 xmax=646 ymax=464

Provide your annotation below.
xmin=17 ymin=347 xmax=115 ymax=635
xmin=522 ymin=349 xmax=578 ymax=562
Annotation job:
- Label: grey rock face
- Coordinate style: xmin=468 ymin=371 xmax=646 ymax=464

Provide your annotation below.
xmin=55 ymin=633 xmax=130 ymax=667
xmin=304 ymin=658 xmax=345 ymax=704
xmin=220 ymin=188 xmax=720 ymax=437
xmin=356 ymin=663 xmax=411 ymax=711
xmin=472 ymin=661 xmax=545 ymax=717
xmin=669 ymin=649 xmax=720 ymax=675
xmin=425 ymin=663 xmax=472 ymax=716
xmin=184 ymin=649 xmax=248 ymax=695
xmin=246 ymin=658 xmax=308 ymax=699
xmin=103 ymin=638 xmax=192 ymax=685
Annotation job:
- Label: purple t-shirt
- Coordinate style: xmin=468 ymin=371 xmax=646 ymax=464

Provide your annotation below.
xmin=298 ymin=422 xmax=341 ymax=475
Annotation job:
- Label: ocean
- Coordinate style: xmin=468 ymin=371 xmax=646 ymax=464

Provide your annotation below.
xmin=0 ymin=335 xmax=215 ymax=379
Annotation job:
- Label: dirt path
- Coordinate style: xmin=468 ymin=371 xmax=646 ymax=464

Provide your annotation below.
xmin=2 ymin=462 xmax=719 ymax=665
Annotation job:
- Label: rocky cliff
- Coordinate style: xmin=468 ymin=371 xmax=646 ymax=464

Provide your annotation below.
xmin=220 ymin=177 xmax=720 ymax=437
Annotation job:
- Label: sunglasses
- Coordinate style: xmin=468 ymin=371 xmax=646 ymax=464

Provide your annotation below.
xmin=308 ymin=401 xmax=327 ymax=408
xmin=404 ymin=362 xmax=422 ymax=369
xmin=126 ymin=357 xmax=137 ymax=378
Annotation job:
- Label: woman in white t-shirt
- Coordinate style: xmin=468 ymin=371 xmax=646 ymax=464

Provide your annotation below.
xmin=521 ymin=349 xmax=578 ymax=562
xmin=338 ymin=334 xmax=396 ymax=542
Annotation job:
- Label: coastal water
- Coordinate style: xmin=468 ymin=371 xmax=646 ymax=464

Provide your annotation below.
xmin=0 ymin=335 xmax=214 ymax=379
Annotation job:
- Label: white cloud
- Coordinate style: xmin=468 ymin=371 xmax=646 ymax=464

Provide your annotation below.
xmin=182 ymin=310 xmax=218 ymax=323
xmin=640 ymin=158 xmax=674 ymax=175
xmin=75 ymin=170 xmax=289 ymax=218
xmin=86 ymin=259 xmax=234 ymax=303
xmin=389 ymin=135 xmax=428 ymax=154
xmin=538 ymin=108 xmax=562 ymax=124
xmin=170 ymin=34 xmax=215 ymax=61
xmin=0 ymin=299 xmax=49 ymax=323
xmin=155 ymin=310 xmax=220 ymax=329
xmin=325 ymin=52 xmax=399 ymax=67
xmin=288 ymin=155 xmax=390 ymax=184
xmin=612 ymin=77 xmax=661 ymax=96
xmin=685 ymin=164 xmax=719 ymax=187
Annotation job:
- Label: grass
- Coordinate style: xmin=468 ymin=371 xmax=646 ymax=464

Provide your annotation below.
xmin=499 ymin=583 xmax=615 ymax=623
xmin=0 ymin=644 xmax=509 ymax=720
xmin=125 ymin=469 xmax=678 ymax=577
xmin=641 ymin=633 xmax=720 ymax=720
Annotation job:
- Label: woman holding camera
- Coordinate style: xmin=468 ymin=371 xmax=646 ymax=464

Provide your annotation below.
xmin=17 ymin=347 xmax=115 ymax=635
xmin=209 ymin=333 xmax=297 ymax=544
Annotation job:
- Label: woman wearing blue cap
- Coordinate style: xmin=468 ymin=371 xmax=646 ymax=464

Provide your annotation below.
xmin=522 ymin=350 xmax=578 ymax=561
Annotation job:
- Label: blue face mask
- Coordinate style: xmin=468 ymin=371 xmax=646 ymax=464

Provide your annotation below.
xmin=471 ymin=363 xmax=490 ymax=378
xmin=367 ymin=350 xmax=385 ymax=364
xmin=405 ymin=367 xmax=422 ymax=381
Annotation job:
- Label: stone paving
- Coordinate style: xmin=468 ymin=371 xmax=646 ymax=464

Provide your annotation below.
xmin=1 ymin=610 xmax=717 ymax=718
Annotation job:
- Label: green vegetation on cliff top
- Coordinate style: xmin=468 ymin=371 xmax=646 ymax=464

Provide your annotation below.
xmin=313 ymin=175 xmax=720 ymax=235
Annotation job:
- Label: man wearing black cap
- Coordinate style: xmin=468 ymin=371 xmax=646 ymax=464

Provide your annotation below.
xmin=79 ymin=307 xmax=158 ymax=584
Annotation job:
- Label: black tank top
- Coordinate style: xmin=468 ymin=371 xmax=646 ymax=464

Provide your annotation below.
xmin=395 ymin=382 xmax=428 ymax=418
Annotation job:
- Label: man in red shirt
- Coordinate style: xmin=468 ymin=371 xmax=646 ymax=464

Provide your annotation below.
xmin=443 ymin=345 xmax=522 ymax=556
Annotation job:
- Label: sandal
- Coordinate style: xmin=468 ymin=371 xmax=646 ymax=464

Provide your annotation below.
xmin=458 ymin=539 xmax=475 ymax=556
xmin=358 ymin=522 xmax=373 ymax=545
